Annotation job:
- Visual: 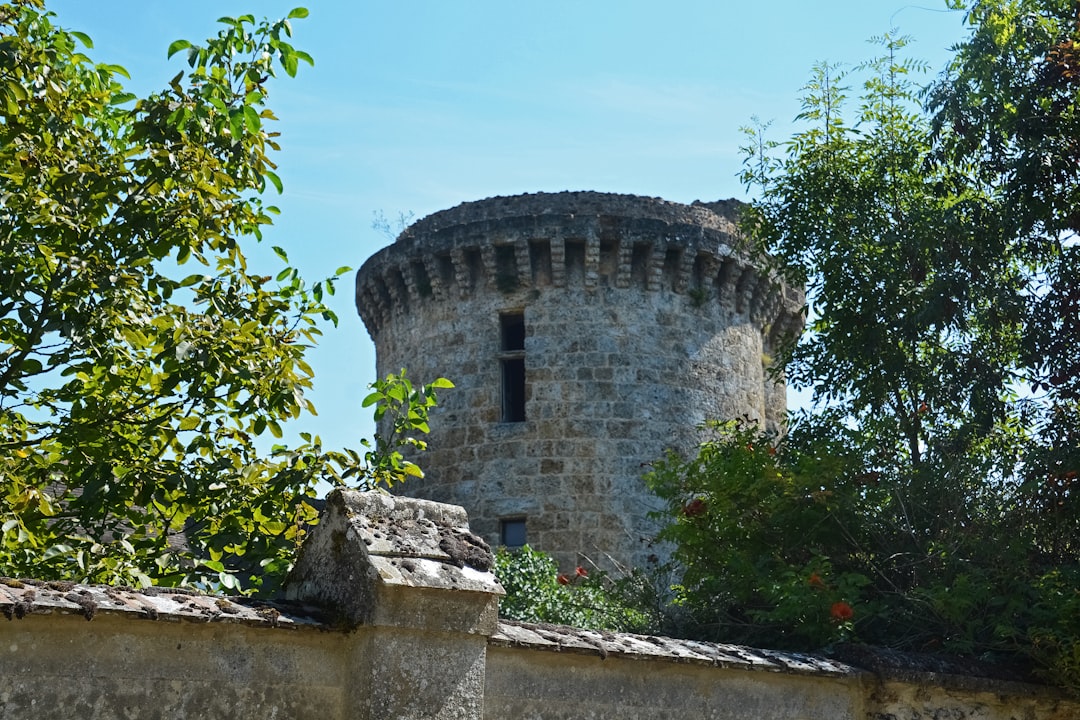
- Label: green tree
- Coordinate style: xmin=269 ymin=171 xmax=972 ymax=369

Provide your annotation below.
xmin=0 ymin=0 xmax=449 ymax=594
xmin=741 ymin=34 xmax=1022 ymax=485
xmin=649 ymin=25 xmax=1080 ymax=690
xmin=925 ymin=0 xmax=1080 ymax=555
xmin=923 ymin=0 xmax=1080 ymax=687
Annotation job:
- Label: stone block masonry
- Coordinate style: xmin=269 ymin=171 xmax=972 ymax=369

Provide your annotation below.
xmin=355 ymin=191 xmax=804 ymax=569
xmin=2 ymin=491 xmax=1075 ymax=719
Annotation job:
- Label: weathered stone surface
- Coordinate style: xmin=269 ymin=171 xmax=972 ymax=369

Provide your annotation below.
xmin=0 ymin=577 xmax=325 ymax=627
xmin=487 ymin=623 xmax=1080 ymax=720
xmin=1 ymin=613 xmax=346 ymax=720
xmin=867 ymin=679 xmax=1079 ymax=720
xmin=491 ymin=620 xmax=857 ymax=676
xmin=355 ymin=191 xmax=805 ymax=569
xmin=285 ymin=489 xmax=503 ymax=634
xmin=485 ymin=643 xmax=864 ymax=720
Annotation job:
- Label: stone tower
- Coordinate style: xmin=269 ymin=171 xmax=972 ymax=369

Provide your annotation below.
xmin=355 ymin=192 xmax=803 ymax=569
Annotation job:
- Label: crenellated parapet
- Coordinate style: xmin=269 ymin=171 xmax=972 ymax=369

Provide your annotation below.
xmin=355 ymin=192 xmax=804 ymax=339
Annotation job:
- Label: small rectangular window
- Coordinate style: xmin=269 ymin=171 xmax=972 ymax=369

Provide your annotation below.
xmin=499 ymin=313 xmax=526 ymax=422
xmin=500 ymin=517 xmax=527 ymax=548
xmin=501 ymin=358 xmax=526 ymax=422
xmin=501 ymin=313 xmax=525 ymax=351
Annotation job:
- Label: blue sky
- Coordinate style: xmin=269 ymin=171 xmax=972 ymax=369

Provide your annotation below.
xmin=46 ymin=1 xmax=969 ymax=452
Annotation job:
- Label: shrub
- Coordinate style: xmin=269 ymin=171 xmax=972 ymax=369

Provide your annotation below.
xmin=493 ymin=545 xmax=658 ymax=634
xmin=646 ymin=416 xmax=1080 ymax=692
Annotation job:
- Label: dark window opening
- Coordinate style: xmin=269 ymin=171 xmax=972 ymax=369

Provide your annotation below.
xmin=501 ymin=357 xmax=526 ymax=422
xmin=500 ymin=517 xmax=527 ymax=548
xmin=499 ymin=313 xmax=526 ymax=422
xmin=501 ymin=313 xmax=525 ymax=351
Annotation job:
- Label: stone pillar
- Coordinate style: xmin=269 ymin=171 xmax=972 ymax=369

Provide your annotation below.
xmin=285 ymin=490 xmax=503 ymax=720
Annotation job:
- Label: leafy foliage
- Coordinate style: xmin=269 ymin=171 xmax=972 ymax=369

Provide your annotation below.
xmin=651 ymin=420 xmax=1022 ymax=652
xmin=741 ymin=34 xmax=1023 ymax=480
xmin=920 ymin=2 xmax=1080 ymax=687
xmin=358 ymin=370 xmax=453 ymax=489
xmin=0 ymin=1 xmax=450 ymax=594
xmin=494 ymin=545 xmax=658 ymax=634
xmin=649 ymin=23 xmax=1080 ymax=692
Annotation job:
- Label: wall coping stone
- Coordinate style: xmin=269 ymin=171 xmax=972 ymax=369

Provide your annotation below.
xmin=491 ymin=619 xmax=858 ymax=677
xmin=0 ymin=577 xmax=325 ymax=628
xmin=491 ymin=619 xmax=1067 ymax=701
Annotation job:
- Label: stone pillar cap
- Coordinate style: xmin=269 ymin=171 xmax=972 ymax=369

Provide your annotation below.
xmin=285 ymin=489 xmax=503 ymax=631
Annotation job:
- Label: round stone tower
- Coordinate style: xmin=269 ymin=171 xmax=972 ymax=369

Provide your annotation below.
xmin=355 ymin=192 xmax=803 ymax=570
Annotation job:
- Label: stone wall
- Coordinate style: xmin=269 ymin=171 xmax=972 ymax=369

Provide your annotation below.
xmin=355 ymin=192 xmax=804 ymax=569
xmin=2 ymin=491 xmax=1076 ymax=720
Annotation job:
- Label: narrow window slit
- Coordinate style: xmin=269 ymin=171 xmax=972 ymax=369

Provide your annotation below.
xmin=499 ymin=313 xmax=526 ymax=422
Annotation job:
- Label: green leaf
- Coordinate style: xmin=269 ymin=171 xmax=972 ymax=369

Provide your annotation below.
xmin=243 ymin=105 xmax=260 ymax=134
xmin=229 ymin=108 xmax=245 ymax=139
xmin=70 ymin=31 xmax=94 ymax=48
xmin=264 ymin=170 xmax=283 ymax=194
xmin=167 ymin=39 xmax=192 ymax=58
xmin=42 ymin=544 xmax=74 ymax=560
xmin=101 ymin=63 xmax=130 ymax=79
xmin=20 ymin=358 xmax=43 ymax=375
xmin=282 ymin=53 xmax=299 ymax=77
xmin=287 ymin=8 xmax=310 ymax=19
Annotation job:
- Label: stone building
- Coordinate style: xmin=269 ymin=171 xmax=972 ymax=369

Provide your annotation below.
xmin=355 ymin=191 xmax=803 ymax=569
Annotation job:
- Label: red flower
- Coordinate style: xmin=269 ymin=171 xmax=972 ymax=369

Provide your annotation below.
xmin=830 ymin=601 xmax=854 ymax=622
xmin=575 ymin=566 xmax=588 ymax=578
xmin=556 ymin=574 xmax=570 ymax=585
xmin=767 ymin=446 xmax=777 ymax=457
xmin=682 ymin=498 xmax=707 ymax=517
xmin=808 ymin=573 xmax=825 ymax=589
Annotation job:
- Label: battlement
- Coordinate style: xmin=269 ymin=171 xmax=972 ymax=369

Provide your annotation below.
xmin=355 ymin=192 xmax=804 ymax=339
